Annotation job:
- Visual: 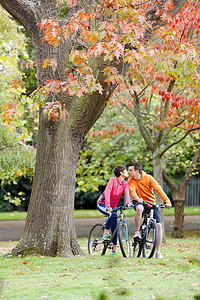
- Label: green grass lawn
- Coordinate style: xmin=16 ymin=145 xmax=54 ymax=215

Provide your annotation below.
xmin=0 ymin=206 xmax=200 ymax=220
xmin=0 ymin=231 xmax=200 ymax=299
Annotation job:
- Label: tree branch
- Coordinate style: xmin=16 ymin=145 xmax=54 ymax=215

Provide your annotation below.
xmin=0 ymin=142 xmax=36 ymax=152
xmin=0 ymin=0 xmax=36 ymax=33
xmin=132 ymin=91 xmax=155 ymax=152
xmin=145 ymin=0 xmax=187 ymax=41
xmin=160 ymin=127 xmax=200 ymax=158
xmin=156 ymin=80 xmax=176 ymax=145
xmin=163 ymin=171 xmax=178 ymax=193
xmin=163 ymin=146 xmax=200 ymax=193
xmin=179 ymin=147 xmax=200 ymax=189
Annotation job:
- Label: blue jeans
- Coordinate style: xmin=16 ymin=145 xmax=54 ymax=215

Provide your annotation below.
xmin=97 ymin=202 xmax=118 ymax=245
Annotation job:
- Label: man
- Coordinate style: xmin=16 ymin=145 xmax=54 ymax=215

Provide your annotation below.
xmin=128 ymin=162 xmax=172 ymax=258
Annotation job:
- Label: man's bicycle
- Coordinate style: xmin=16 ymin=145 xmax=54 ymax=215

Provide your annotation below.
xmin=132 ymin=201 xmax=167 ymax=258
xmin=88 ymin=205 xmax=131 ymax=257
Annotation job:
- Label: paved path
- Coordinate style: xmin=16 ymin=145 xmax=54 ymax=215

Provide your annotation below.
xmin=0 ymin=215 xmax=199 ymax=241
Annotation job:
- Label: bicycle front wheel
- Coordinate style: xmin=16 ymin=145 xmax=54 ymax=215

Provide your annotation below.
xmin=88 ymin=223 xmax=105 ymax=256
xmin=118 ymin=221 xmax=130 ymax=258
xmin=143 ymin=221 xmax=158 ymax=258
xmin=132 ymin=238 xmax=142 ymax=257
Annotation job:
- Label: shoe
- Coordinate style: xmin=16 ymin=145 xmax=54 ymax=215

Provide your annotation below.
xmin=111 ymin=252 xmax=117 ymax=257
xmin=155 ymin=252 xmax=163 ymax=258
xmin=133 ymin=231 xmax=141 ymax=240
xmin=102 ymin=234 xmax=111 ymax=243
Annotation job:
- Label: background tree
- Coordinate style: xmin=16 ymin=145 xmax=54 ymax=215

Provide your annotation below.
xmin=163 ymin=135 xmax=200 ymax=238
xmin=0 ymin=7 xmax=36 ymax=209
xmin=0 ymin=0 xmax=190 ymax=256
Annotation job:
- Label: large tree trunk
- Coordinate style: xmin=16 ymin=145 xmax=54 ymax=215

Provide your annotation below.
xmin=13 ymin=119 xmax=83 ymax=256
xmin=172 ymin=195 xmax=185 ymax=238
xmin=1 ymin=0 xmax=107 ymax=257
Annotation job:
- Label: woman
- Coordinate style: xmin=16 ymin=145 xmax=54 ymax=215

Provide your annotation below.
xmin=97 ymin=165 xmax=132 ymax=256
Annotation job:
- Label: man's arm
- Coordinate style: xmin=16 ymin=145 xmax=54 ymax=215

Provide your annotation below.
xmin=150 ymin=176 xmax=172 ymax=206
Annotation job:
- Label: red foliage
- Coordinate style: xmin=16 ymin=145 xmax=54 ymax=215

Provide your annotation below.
xmin=89 ymin=122 xmax=135 ymax=138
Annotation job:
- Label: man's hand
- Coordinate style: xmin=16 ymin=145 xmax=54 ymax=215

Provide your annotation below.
xmin=137 ymin=198 xmax=144 ymax=204
xmin=106 ymin=207 xmax=113 ymax=212
xmin=127 ymin=202 xmax=133 ymax=208
xmin=165 ymin=202 xmax=172 ymax=208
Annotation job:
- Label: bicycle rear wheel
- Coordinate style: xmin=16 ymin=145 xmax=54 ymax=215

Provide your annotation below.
xmin=88 ymin=223 xmax=105 ymax=256
xmin=118 ymin=221 xmax=130 ymax=258
xmin=142 ymin=220 xmax=158 ymax=258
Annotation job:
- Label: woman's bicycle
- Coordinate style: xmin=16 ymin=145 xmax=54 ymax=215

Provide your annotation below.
xmin=88 ymin=205 xmax=131 ymax=258
xmin=132 ymin=201 xmax=167 ymax=258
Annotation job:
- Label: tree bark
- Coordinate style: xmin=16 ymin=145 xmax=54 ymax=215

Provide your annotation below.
xmin=172 ymin=195 xmax=185 ymax=238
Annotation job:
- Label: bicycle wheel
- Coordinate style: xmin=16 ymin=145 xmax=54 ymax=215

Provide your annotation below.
xmin=132 ymin=237 xmax=143 ymax=257
xmin=88 ymin=223 xmax=105 ymax=256
xmin=118 ymin=221 xmax=130 ymax=258
xmin=142 ymin=220 xmax=158 ymax=258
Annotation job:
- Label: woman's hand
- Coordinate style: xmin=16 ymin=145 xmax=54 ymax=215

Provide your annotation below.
xmin=106 ymin=207 xmax=113 ymax=212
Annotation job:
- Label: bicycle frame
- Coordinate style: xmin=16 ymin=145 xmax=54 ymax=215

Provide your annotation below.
xmin=103 ymin=206 xmax=128 ymax=247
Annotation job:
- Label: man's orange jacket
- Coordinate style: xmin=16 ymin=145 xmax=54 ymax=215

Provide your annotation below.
xmin=128 ymin=171 xmax=171 ymax=204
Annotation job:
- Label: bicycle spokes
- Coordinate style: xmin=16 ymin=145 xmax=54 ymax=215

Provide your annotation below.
xmin=143 ymin=222 xmax=158 ymax=258
xmin=88 ymin=224 xmax=105 ymax=256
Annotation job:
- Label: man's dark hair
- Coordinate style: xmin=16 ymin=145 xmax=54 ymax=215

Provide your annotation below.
xmin=114 ymin=165 xmax=126 ymax=177
xmin=128 ymin=162 xmax=142 ymax=175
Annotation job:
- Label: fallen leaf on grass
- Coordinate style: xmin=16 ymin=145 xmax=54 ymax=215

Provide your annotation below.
xmin=191 ymin=283 xmax=199 ymax=286
xmin=22 ymin=261 xmax=29 ymax=264
xmin=163 ymin=272 xmax=172 ymax=278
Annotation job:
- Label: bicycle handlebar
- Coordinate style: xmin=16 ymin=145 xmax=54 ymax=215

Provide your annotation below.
xmin=112 ymin=204 xmax=133 ymax=212
xmin=143 ymin=201 xmax=169 ymax=209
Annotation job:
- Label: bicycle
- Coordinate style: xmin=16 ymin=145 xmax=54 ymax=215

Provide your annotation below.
xmin=132 ymin=201 xmax=167 ymax=258
xmin=88 ymin=205 xmax=131 ymax=257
